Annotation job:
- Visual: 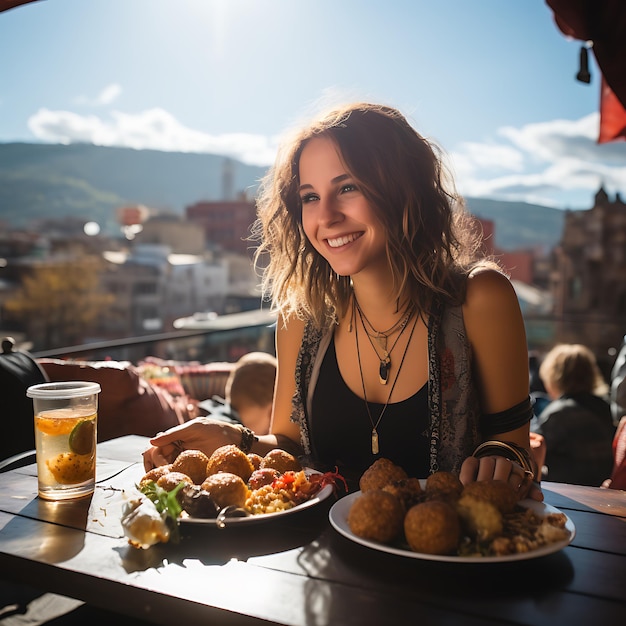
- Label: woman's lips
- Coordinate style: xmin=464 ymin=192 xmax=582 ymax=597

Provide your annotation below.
xmin=326 ymin=232 xmax=363 ymax=248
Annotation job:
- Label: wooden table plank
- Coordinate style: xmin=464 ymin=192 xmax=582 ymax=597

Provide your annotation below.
xmin=543 ymin=482 xmax=626 ymax=517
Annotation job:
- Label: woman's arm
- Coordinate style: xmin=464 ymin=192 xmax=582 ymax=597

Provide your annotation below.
xmin=269 ymin=314 xmax=306 ymax=451
xmin=459 ymin=269 xmax=543 ymax=500
xmin=142 ymin=315 xmax=305 ymax=471
xmin=463 ymin=269 xmax=529 ymax=418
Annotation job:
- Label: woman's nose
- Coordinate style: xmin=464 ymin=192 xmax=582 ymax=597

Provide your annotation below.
xmin=317 ymin=196 xmax=343 ymax=225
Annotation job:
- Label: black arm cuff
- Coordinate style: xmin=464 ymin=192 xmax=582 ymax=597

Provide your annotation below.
xmin=480 ymin=396 xmax=533 ymax=437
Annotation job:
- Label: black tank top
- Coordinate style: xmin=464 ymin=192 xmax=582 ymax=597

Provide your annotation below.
xmin=310 ymin=336 xmax=430 ymax=485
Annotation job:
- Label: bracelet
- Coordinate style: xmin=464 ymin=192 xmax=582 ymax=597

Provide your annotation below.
xmin=238 ymin=426 xmax=258 ymax=454
xmin=473 ymin=440 xmax=536 ymax=478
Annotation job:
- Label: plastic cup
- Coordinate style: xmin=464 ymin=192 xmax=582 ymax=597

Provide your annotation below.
xmin=27 ymin=381 xmax=101 ymax=500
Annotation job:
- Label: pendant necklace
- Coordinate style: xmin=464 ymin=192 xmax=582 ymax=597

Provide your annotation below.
xmin=355 ymin=308 xmax=419 ymax=455
xmin=354 ymin=298 xmax=414 ymax=385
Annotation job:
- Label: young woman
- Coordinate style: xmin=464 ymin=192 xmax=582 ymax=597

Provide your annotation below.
xmin=143 ymin=102 xmax=541 ymax=500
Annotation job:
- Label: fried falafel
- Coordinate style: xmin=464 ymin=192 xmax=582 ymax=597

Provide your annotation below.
xmin=425 ymin=471 xmax=464 ymax=501
xmin=359 ymin=458 xmax=408 ymax=493
xmin=171 ymin=449 xmax=210 ymax=485
xmin=347 ymin=490 xmax=404 ymax=544
xmin=404 ymin=500 xmax=461 ymax=555
xmin=261 ymin=449 xmax=302 ymax=474
xmin=201 ymin=472 xmax=249 ymax=509
xmin=206 ymin=444 xmax=255 ymax=482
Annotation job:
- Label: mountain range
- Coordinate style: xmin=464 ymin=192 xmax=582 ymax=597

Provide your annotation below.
xmin=0 ymin=142 xmax=567 ymax=251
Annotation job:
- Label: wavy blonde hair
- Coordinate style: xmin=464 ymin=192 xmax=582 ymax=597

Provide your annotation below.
xmin=539 ymin=344 xmax=609 ymax=397
xmin=252 ymin=102 xmax=497 ymax=328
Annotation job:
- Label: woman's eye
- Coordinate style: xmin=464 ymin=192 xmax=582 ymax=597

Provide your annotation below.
xmin=340 ymin=183 xmax=357 ymax=194
xmin=300 ymin=193 xmax=318 ymax=204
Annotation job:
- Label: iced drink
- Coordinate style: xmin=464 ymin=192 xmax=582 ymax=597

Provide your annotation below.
xmin=27 ymin=381 xmax=101 ymax=500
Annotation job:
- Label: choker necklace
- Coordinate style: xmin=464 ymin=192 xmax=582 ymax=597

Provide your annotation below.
xmin=355 ymin=309 xmax=419 ymax=454
xmin=353 ymin=298 xmax=414 ymax=384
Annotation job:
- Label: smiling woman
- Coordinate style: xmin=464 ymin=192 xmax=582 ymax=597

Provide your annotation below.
xmin=143 ymin=101 xmax=541 ymax=505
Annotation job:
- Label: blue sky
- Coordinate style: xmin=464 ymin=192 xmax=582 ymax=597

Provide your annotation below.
xmin=1 ymin=0 xmax=625 ymax=210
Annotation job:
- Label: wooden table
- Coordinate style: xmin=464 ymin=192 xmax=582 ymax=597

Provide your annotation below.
xmin=1 ymin=435 xmax=625 ymax=626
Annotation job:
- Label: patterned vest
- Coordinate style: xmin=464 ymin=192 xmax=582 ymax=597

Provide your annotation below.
xmin=292 ymin=300 xmax=483 ymax=475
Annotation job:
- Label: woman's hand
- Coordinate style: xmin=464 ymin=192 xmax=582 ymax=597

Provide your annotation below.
xmin=142 ymin=417 xmax=241 ymax=471
xmin=459 ymin=455 xmax=544 ymax=502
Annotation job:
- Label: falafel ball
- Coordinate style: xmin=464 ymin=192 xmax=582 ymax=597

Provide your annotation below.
xmin=382 ymin=477 xmax=425 ymax=512
xmin=248 ymin=453 xmax=263 ymax=471
xmin=139 ymin=464 xmax=172 ymax=488
xmin=425 ymin=471 xmax=464 ymax=501
xmin=404 ymin=500 xmax=461 ymax=555
xmin=261 ymin=449 xmax=302 ymax=474
xmin=461 ymin=480 xmax=517 ymax=514
xmin=156 ymin=471 xmax=194 ymax=493
xmin=248 ymin=467 xmax=281 ymax=490
xmin=201 ymin=472 xmax=249 ymax=509
xmin=206 ymin=444 xmax=255 ymax=482
xmin=171 ymin=449 xmax=210 ymax=485
xmin=359 ymin=458 xmax=408 ymax=493
xmin=347 ymin=490 xmax=404 ymax=544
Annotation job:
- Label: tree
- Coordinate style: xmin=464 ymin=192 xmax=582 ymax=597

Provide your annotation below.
xmin=5 ymin=256 xmax=115 ymax=350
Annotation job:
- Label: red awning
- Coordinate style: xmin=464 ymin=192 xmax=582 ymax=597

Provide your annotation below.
xmin=0 ymin=0 xmax=43 ymax=12
xmin=546 ymin=0 xmax=626 ymax=142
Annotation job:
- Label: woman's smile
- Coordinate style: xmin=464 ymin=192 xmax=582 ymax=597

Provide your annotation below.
xmin=326 ymin=232 xmax=364 ymax=248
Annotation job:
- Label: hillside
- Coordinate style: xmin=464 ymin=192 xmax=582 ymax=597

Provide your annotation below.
xmin=0 ymin=143 xmax=267 ymax=235
xmin=465 ymin=197 xmax=565 ymax=252
xmin=0 ymin=143 xmax=566 ymax=249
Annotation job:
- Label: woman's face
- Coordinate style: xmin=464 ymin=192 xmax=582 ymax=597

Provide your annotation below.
xmin=298 ymin=136 xmax=387 ymax=278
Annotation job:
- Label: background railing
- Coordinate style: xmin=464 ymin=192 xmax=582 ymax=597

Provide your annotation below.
xmin=32 ymin=309 xmax=277 ymax=364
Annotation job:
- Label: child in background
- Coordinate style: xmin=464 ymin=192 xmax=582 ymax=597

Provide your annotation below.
xmin=198 ymin=352 xmax=277 ymax=436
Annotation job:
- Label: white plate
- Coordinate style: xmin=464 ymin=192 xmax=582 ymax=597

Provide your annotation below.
xmin=181 ymin=480 xmax=335 ymax=527
xmin=329 ymin=491 xmax=576 ymax=563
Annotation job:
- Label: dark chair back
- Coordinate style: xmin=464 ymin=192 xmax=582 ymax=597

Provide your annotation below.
xmin=0 ymin=337 xmax=48 ymax=461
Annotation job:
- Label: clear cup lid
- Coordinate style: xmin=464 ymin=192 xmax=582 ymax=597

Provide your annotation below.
xmin=27 ymin=381 xmax=101 ymax=399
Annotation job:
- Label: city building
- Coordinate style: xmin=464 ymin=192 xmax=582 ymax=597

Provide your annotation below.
xmin=102 ymin=244 xmax=229 ymax=335
xmin=185 ymin=194 xmax=257 ymax=256
xmin=550 ymin=186 xmax=626 ymax=371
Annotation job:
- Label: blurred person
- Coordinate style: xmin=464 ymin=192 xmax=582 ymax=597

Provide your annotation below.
xmin=601 ymin=415 xmax=626 ymax=490
xmin=198 ymin=352 xmax=277 ymax=436
xmin=610 ymin=334 xmax=626 ymax=425
xmin=529 ymin=351 xmax=550 ymax=416
xmin=533 ymin=343 xmax=615 ymax=486
xmin=529 ymin=431 xmax=547 ymax=481
xmin=143 ymin=102 xmax=540 ymax=500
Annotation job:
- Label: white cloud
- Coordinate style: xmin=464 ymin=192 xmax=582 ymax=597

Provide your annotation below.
xmin=97 ymin=84 xmax=122 ymax=105
xmin=73 ymin=83 xmax=122 ymax=107
xmin=27 ymin=107 xmax=278 ymax=166
xmin=449 ymin=142 xmax=525 ymax=178
xmin=451 ymin=113 xmax=626 ymax=208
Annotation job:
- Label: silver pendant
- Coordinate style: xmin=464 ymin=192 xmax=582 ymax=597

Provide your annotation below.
xmin=371 ymin=429 xmax=379 ymax=454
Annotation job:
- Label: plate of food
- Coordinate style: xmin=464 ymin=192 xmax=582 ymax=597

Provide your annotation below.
xmin=179 ymin=468 xmax=335 ymax=528
xmin=123 ymin=445 xmax=345 ymax=548
xmin=328 ymin=461 xmax=575 ymax=563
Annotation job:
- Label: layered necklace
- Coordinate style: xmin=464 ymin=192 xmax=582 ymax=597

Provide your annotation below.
xmin=353 ymin=298 xmax=419 ymax=454
xmin=353 ymin=298 xmax=415 ymax=384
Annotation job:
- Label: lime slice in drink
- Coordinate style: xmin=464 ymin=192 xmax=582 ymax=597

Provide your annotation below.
xmin=69 ymin=420 xmax=95 ymax=455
